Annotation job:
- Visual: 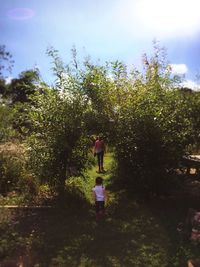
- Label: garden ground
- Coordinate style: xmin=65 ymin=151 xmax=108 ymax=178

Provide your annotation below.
xmin=0 ymin=153 xmax=200 ymax=267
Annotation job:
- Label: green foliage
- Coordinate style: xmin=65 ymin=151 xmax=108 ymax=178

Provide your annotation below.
xmin=26 ymin=57 xmax=90 ymax=194
xmin=0 ymin=69 xmax=43 ymax=140
xmin=0 ymin=105 xmax=16 ymax=142
xmin=0 ymin=43 xmax=200 ymax=267
xmin=6 ymin=69 xmax=40 ymax=104
xmin=1 ymin=42 xmax=200 ymax=199
xmin=0 ymin=44 xmax=14 ymax=78
xmin=0 ymin=79 xmax=8 ymax=95
xmin=110 ymin=43 xmax=199 ymax=195
xmin=80 ymin=61 xmax=115 ymax=141
xmin=0 ymin=143 xmax=30 ymax=195
xmin=43 ymin=44 xmax=200 ymax=196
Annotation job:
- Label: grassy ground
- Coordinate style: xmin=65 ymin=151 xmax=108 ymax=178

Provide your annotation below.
xmin=0 ymin=153 xmax=200 ymax=266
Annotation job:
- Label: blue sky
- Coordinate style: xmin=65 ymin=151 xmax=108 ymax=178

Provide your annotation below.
xmin=1 ymin=0 xmax=200 ymax=88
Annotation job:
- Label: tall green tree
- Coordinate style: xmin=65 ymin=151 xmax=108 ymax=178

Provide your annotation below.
xmin=0 ymin=45 xmax=14 ymax=79
xmin=6 ymin=69 xmax=40 ymax=103
xmin=112 ymin=42 xmax=198 ymax=195
xmin=27 ymin=49 xmax=89 ymax=195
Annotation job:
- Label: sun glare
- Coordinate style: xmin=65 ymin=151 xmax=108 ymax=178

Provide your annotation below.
xmin=123 ymin=0 xmax=200 ymax=38
xmin=135 ymin=0 xmax=200 ymax=37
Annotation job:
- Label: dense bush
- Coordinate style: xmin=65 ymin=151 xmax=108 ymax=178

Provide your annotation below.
xmin=111 ymin=45 xmax=200 ymax=195
xmin=0 ymin=105 xmax=16 ymax=142
xmin=0 ymin=142 xmax=38 ymax=196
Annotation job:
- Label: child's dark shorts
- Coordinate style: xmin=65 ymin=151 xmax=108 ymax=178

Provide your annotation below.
xmin=95 ymin=201 xmax=105 ymax=213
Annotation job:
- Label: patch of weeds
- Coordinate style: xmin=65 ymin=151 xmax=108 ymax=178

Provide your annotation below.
xmin=0 ymin=221 xmax=25 ymax=260
xmin=0 ymin=192 xmax=25 ymax=206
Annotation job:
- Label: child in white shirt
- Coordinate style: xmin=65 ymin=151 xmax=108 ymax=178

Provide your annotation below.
xmin=92 ymin=177 xmax=107 ymax=220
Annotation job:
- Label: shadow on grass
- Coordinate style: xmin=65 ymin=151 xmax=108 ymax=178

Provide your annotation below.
xmin=144 ymin=192 xmax=200 ymax=267
xmin=97 ymin=171 xmax=200 ymax=267
xmin=0 ymin=192 xmax=172 ymax=267
xmin=1 ymin=182 xmax=200 ymax=267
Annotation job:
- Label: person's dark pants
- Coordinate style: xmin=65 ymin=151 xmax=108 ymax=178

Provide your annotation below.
xmin=95 ymin=201 xmax=105 ymax=220
xmin=96 ymin=151 xmax=104 ymax=171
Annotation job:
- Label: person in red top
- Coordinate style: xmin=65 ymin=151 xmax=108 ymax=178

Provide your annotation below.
xmin=94 ymin=135 xmax=105 ymax=173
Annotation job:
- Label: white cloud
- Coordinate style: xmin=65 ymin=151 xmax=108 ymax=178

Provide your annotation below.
xmin=170 ymin=64 xmax=188 ymax=75
xmin=5 ymin=76 xmax=12 ymax=84
xmin=182 ymin=80 xmax=200 ymax=90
